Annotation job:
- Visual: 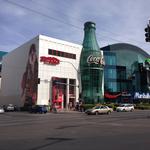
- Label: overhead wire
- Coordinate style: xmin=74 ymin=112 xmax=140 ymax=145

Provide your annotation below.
xmin=42 ymin=0 xmax=147 ymax=45
xmin=29 ymin=0 xmax=124 ymax=44
xmin=3 ymin=0 xmax=148 ymax=47
xmin=29 ymin=0 xmax=123 ymax=44
xmin=5 ymin=0 xmax=82 ymax=30
xmin=30 ymin=0 xmax=148 ymax=46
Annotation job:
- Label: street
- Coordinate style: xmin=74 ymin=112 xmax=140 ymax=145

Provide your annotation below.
xmin=0 ymin=110 xmax=150 ymax=150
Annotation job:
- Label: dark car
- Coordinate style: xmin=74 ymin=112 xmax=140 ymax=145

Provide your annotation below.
xmin=30 ymin=105 xmax=47 ymax=114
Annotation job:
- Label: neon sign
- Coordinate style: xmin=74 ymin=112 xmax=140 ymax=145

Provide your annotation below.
xmin=40 ymin=56 xmax=60 ymax=65
xmin=134 ymin=92 xmax=150 ymax=99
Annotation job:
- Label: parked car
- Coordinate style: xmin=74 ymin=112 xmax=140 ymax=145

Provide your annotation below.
xmin=85 ymin=105 xmax=113 ymax=115
xmin=30 ymin=105 xmax=48 ymax=114
xmin=0 ymin=107 xmax=5 ymax=114
xmin=5 ymin=104 xmax=15 ymax=111
xmin=116 ymin=104 xmax=134 ymax=112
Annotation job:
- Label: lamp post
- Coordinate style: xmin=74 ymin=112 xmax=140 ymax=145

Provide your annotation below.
xmin=60 ymin=60 xmax=80 ymax=74
xmin=59 ymin=60 xmax=81 ymax=87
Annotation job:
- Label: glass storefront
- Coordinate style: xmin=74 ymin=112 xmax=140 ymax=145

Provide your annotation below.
xmin=102 ymin=43 xmax=150 ymax=103
xmin=104 ymin=51 xmax=117 ymax=92
xmin=51 ymin=77 xmax=76 ymax=109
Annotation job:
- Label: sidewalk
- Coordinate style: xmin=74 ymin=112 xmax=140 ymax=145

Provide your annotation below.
xmin=56 ymin=109 xmax=83 ymax=113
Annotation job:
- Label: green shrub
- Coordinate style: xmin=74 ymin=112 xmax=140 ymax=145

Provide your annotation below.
xmin=104 ymin=103 xmax=118 ymax=111
xmin=135 ymin=104 xmax=150 ymax=110
xmin=83 ymin=104 xmax=95 ymax=110
xmin=83 ymin=103 xmax=150 ymax=110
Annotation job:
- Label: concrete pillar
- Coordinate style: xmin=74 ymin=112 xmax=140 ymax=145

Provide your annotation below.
xmin=66 ymin=78 xmax=69 ymax=110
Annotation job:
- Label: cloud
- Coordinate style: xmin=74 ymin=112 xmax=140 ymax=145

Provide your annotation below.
xmin=0 ymin=0 xmax=27 ymax=17
xmin=0 ymin=0 xmax=149 ymax=54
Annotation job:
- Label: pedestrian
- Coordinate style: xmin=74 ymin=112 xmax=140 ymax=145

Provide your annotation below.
xmin=79 ymin=101 xmax=84 ymax=112
xmin=52 ymin=103 xmax=57 ymax=113
xmin=68 ymin=102 xmax=73 ymax=110
xmin=75 ymin=102 xmax=79 ymax=111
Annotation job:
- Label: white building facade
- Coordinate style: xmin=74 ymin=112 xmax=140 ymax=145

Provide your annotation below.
xmin=0 ymin=35 xmax=82 ymax=109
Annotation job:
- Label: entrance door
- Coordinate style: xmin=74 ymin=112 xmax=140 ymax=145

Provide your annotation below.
xmin=52 ymin=77 xmax=67 ymax=109
xmin=69 ymin=79 xmax=76 ymax=109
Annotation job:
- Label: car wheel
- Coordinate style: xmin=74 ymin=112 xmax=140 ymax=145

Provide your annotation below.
xmin=95 ymin=111 xmax=99 ymax=115
xmin=107 ymin=111 xmax=111 ymax=115
xmin=130 ymin=109 xmax=133 ymax=112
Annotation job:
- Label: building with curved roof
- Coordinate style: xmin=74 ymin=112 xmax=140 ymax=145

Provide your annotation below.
xmin=101 ymin=43 xmax=150 ymax=102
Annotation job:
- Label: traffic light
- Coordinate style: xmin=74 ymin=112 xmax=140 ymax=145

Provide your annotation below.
xmin=145 ymin=25 xmax=150 ymax=42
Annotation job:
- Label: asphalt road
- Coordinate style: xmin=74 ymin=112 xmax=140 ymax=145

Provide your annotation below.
xmin=0 ymin=110 xmax=150 ymax=150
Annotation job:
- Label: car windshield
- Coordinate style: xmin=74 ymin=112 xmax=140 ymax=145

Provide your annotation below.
xmin=93 ymin=106 xmax=100 ymax=109
xmin=120 ymin=104 xmax=126 ymax=107
xmin=120 ymin=104 xmax=133 ymax=107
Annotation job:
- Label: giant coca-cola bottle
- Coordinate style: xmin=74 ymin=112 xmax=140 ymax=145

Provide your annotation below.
xmin=80 ymin=21 xmax=104 ymax=104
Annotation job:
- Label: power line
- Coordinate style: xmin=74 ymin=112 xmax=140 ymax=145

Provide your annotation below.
xmin=31 ymin=0 xmax=84 ymax=23
xmin=5 ymin=0 xmax=82 ymax=30
xmin=30 ymin=0 xmax=123 ymax=42
xmin=3 ymin=0 xmax=147 ymax=47
xmin=30 ymin=0 xmax=146 ymax=45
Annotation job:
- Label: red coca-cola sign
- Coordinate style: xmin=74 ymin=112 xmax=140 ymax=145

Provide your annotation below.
xmin=87 ymin=55 xmax=105 ymax=65
xmin=40 ymin=56 xmax=60 ymax=65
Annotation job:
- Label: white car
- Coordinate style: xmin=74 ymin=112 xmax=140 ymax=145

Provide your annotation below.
xmin=116 ymin=104 xmax=134 ymax=112
xmin=6 ymin=104 xmax=15 ymax=111
xmin=0 ymin=107 xmax=5 ymax=114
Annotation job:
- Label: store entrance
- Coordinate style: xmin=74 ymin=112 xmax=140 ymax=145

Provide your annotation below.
xmin=68 ymin=79 xmax=76 ymax=110
xmin=52 ymin=77 xmax=67 ymax=109
xmin=51 ymin=77 xmax=77 ymax=110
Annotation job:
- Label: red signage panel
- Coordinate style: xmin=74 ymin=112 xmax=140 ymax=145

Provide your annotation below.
xmin=40 ymin=56 xmax=60 ymax=65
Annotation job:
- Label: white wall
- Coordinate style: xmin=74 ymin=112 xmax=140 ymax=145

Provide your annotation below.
xmin=0 ymin=36 xmax=39 ymax=106
xmin=37 ymin=35 xmax=82 ymax=105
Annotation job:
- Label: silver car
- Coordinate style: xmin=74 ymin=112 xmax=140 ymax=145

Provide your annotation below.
xmin=85 ymin=105 xmax=113 ymax=115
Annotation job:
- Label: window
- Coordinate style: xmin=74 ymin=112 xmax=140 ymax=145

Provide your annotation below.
xmin=48 ymin=49 xmax=76 ymax=59
xmin=49 ymin=49 xmax=53 ymax=54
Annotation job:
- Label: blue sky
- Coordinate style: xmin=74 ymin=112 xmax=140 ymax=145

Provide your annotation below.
xmin=0 ymin=0 xmax=150 ymax=55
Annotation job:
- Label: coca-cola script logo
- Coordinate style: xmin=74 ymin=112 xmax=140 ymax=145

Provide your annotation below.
xmin=87 ymin=55 xmax=105 ymax=65
xmin=40 ymin=56 xmax=60 ymax=65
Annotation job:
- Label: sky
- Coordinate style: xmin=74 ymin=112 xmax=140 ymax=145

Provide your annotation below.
xmin=0 ymin=0 xmax=150 ymax=55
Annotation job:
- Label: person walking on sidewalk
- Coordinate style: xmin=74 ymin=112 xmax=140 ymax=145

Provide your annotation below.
xmin=51 ymin=103 xmax=57 ymax=113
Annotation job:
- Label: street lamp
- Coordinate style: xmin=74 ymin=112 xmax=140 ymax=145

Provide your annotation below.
xmin=59 ymin=60 xmax=80 ymax=74
xmin=59 ymin=60 xmax=81 ymax=89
